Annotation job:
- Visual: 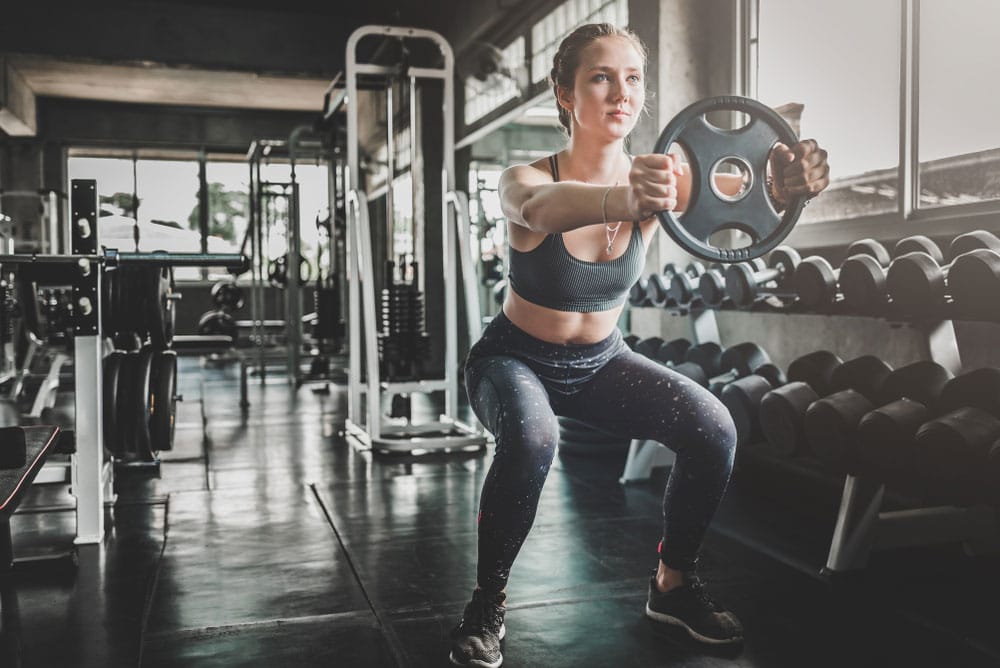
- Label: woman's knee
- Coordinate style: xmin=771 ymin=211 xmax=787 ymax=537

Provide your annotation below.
xmin=497 ymin=412 xmax=560 ymax=467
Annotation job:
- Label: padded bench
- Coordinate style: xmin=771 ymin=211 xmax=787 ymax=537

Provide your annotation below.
xmin=0 ymin=426 xmax=67 ymax=573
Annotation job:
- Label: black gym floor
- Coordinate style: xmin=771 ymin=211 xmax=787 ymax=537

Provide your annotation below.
xmin=6 ymin=358 xmax=1000 ymax=667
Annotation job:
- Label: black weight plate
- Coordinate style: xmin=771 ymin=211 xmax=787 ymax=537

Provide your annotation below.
xmin=147 ymin=266 xmax=172 ymax=350
xmin=103 ymin=351 xmax=123 ymax=456
xmin=115 ymin=352 xmax=139 ymax=456
xmin=133 ymin=345 xmax=156 ymax=460
xmin=652 ymin=96 xmax=805 ymax=262
xmin=150 ymin=351 xmax=177 ymax=452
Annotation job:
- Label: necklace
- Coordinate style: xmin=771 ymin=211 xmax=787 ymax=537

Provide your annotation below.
xmin=605 ymin=220 xmax=623 ymax=255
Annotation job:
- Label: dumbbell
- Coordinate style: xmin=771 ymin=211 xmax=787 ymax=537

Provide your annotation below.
xmin=989 ymin=440 xmax=1000 ymax=503
xmin=804 ymin=360 xmax=953 ymax=474
xmin=668 ymin=342 xmax=771 ymax=395
xmin=838 ymin=235 xmax=944 ymax=312
xmin=698 ymin=259 xmax=765 ymax=308
xmin=793 ymin=239 xmax=890 ymax=308
xmin=633 ymin=336 xmax=665 ymax=360
xmin=724 ymin=246 xmax=801 ymax=307
xmin=623 ymin=334 xmax=641 ymax=350
xmin=759 ymin=352 xmax=888 ymax=457
xmin=667 ymin=262 xmax=706 ymax=306
xmin=886 ymin=231 xmax=1000 ymax=313
xmin=947 ymin=249 xmax=1000 ymax=319
xmin=721 ymin=362 xmax=788 ymax=446
xmin=656 ymin=338 xmax=691 ymax=365
xmin=858 ymin=366 xmax=1000 ymax=500
xmin=628 ymin=278 xmax=650 ymax=307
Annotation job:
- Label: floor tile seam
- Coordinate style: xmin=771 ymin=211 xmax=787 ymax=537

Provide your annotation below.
xmin=383 ymin=578 xmax=650 ymax=624
xmin=142 ymin=608 xmax=380 ymax=644
xmin=137 ymin=494 xmax=172 ymax=667
xmin=332 ymin=512 xmax=656 ymax=546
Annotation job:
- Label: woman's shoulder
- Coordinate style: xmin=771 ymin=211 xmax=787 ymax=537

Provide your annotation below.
xmin=501 ymin=156 xmax=556 ymax=186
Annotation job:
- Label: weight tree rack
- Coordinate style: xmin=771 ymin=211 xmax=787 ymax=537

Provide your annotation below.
xmin=622 ymin=300 xmax=1000 ymax=574
xmin=0 ymin=179 xmax=245 ymax=544
xmin=339 ymin=25 xmax=486 ymax=453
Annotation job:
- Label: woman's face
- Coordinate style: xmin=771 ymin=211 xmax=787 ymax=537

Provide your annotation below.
xmin=562 ymin=36 xmax=645 ymax=140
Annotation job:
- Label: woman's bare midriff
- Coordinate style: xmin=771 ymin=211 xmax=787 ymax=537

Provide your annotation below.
xmin=502 ymin=288 xmax=624 ymax=345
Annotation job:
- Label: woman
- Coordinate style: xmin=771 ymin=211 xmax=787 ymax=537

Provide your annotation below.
xmin=450 ymin=23 xmax=830 ymax=668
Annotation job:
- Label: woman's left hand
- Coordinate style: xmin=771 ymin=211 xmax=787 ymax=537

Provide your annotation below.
xmin=769 ymin=139 xmax=830 ymax=207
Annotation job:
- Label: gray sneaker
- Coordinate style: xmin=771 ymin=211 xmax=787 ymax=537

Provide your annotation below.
xmin=449 ymin=589 xmax=507 ymax=667
xmin=645 ymin=572 xmax=743 ymax=645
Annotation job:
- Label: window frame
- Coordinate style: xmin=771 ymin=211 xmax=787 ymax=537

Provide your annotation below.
xmin=747 ymin=0 xmax=1000 ymax=251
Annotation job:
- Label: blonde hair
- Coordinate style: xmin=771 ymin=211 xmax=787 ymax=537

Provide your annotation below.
xmin=548 ymin=23 xmax=648 ymax=135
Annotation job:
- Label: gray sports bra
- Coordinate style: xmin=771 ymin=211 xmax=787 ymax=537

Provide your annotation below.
xmin=506 ymin=154 xmax=645 ymax=312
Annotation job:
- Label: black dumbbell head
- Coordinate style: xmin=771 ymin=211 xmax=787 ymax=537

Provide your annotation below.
xmin=684 ymin=342 xmax=724 ymax=377
xmin=759 ymin=381 xmax=819 ymax=456
xmin=886 ymin=251 xmax=946 ymax=311
xmin=839 ymin=254 xmax=887 ymax=313
xmin=634 ymin=336 xmax=665 ymax=360
xmin=938 ymin=367 xmax=1000 ymax=420
xmin=794 ymin=256 xmax=838 ymax=307
xmin=804 ymin=389 xmax=876 ymax=473
xmin=828 ymin=355 xmax=893 ymax=404
xmin=878 ymin=360 xmax=953 ymax=408
xmin=754 ymin=362 xmax=787 ymax=388
xmin=946 ymin=249 xmax=1000 ymax=319
xmin=721 ymin=374 xmax=773 ymax=446
xmin=787 ymin=350 xmax=844 ymax=397
xmin=769 ymin=247 xmax=801 ymax=280
xmin=949 ymin=230 xmax=1000 ymax=261
xmin=856 ymin=398 xmax=930 ymax=486
xmin=623 ymin=334 xmax=640 ymax=350
xmin=698 ymin=269 xmax=727 ymax=307
xmin=670 ymin=361 xmax=709 ymax=387
xmin=846 ymin=238 xmax=891 ymax=267
xmin=914 ymin=407 xmax=1000 ymax=505
xmin=719 ymin=342 xmax=771 ymax=377
xmin=894 ymin=235 xmax=943 ymax=264
xmin=656 ymin=338 xmax=691 ymax=365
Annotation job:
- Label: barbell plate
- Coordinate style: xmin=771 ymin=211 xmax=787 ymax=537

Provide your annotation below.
xmin=653 ymin=96 xmax=804 ymax=262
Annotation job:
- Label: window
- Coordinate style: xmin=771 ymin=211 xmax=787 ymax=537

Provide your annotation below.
xmin=530 ymin=0 xmax=628 ymax=84
xmin=68 ymin=153 xmax=329 ymax=281
xmin=464 ymin=37 xmax=526 ymax=125
xmin=918 ymin=0 xmax=1000 ymax=209
xmin=756 ymin=0 xmax=900 ymax=223
xmin=753 ymin=0 xmax=1000 ymax=225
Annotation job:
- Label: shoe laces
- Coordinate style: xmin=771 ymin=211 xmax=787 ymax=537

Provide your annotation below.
xmin=462 ymin=589 xmax=505 ymax=634
xmin=684 ymin=574 xmax=724 ymax=612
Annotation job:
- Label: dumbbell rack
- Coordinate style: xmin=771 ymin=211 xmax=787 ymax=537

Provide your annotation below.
xmin=622 ymin=301 xmax=1000 ymax=574
xmin=823 ymin=316 xmax=998 ymax=574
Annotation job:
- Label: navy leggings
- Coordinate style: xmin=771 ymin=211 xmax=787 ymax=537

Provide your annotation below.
xmin=464 ymin=311 xmax=738 ymax=593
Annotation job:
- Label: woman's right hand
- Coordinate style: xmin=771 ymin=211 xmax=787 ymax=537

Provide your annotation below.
xmin=626 ymin=154 xmax=685 ymax=221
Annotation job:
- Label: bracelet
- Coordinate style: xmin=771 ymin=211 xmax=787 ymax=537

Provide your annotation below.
xmin=601 ymin=183 xmax=616 ymax=225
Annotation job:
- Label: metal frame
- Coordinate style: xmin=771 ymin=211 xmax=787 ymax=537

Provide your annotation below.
xmin=343 ymin=25 xmax=486 ymax=454
xmin=69 ymin=179 xmax=110 ymax=544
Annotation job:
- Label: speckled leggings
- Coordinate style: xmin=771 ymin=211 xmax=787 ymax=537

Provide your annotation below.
xmin=465 ymin=311 xmax=738 ymax=593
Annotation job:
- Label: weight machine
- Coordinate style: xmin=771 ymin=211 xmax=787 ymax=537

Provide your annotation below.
xmin=0 ymin=179 xmax=245 ymax=543
xmin=333 ymin=25 xmax=486 ymax=453
xmin=244 ymin=137 xmax=342 ymax=388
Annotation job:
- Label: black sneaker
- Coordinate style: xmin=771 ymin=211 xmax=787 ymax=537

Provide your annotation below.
xmin=449 ymin=589 xmax=507 ymax=668
xmin=645 ymin=572 xmax=743 ymax=645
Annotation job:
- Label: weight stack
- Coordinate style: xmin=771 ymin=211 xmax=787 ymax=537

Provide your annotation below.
xmin=378 ymin=282 xmax=431 ymax=381
xmin=314 ymin=286 xmax=345 ymax=340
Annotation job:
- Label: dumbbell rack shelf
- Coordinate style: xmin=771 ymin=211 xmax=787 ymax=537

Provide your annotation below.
xmin=626 ymin=301 xmax=1000 ymax=574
